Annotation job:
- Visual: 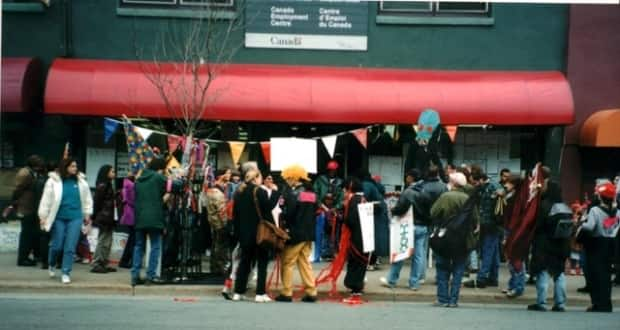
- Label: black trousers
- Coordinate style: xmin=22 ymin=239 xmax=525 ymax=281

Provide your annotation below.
xmin=585 ymin=237 xmax=615 ymax=311
xmin=344 ymin=250 xmax=368 ymax=294
xmin=234 ymin=244 xmax=269 ymax=295
xmin=17 ymin=214 xmax=39 ymax=263
xmin=119 ymin=226 xmax=135 ymax=268
xmin=39 ymin=229 xmax=50 ymax=267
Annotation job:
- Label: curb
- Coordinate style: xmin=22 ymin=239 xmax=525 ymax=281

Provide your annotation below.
xmin=0 ymin=282 xmax=612 ymax=306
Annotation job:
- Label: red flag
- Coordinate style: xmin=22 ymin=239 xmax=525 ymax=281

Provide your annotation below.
xmin=352 ymin=128 xmax=367 ymax=149
xmin=260 ymin=142 xmax=271 ymax=165
xmin=505 ymin=163 xmax=543 ymax=264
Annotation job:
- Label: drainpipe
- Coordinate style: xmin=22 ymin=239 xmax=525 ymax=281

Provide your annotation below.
xmin=62 ymin=0 xmax=73 ymax=57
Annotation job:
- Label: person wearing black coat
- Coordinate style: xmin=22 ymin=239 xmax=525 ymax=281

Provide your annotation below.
xmin=528 ymin=177 xmax=570 ymax=312
xmin=231 ymin=169 xmax=279 ymax=302
xmin=275 ymin=165 xmax=318 ymax=303
xmin=91 ymin=165 xmax=119 ymax=274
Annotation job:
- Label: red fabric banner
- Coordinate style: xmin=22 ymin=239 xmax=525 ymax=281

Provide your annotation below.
xmin=260 ymin=142 xmax=271 ymax=165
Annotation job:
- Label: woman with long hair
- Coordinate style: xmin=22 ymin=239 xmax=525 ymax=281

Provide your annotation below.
xmin=231 ymin=169 xmax=279 ymax=302
xmin=91 ymin=165 xmax=118 ymax=273
xmin=38 ymin=158 xmax=93 ymax=284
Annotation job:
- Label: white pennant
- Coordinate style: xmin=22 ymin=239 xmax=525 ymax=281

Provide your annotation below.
xmin=385 ymin=125 xmax=396 ymax=139
xmin=321 ymin=135 xmax=338 ymax=159
xmin=135 ymin=127 xmax=154 ymax=140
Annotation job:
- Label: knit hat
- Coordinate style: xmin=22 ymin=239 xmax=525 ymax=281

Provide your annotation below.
xmin=595 ymin=182 xmax=616 ymax=200
xmin=449 ymin=172 xmax=467 ymax=188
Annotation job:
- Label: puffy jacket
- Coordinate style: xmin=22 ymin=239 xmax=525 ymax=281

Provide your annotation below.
xmin=282 ymin=185 xmax=318 ymax=244
xmin=38 ymin=172 xmax=93 ymax=232
xmin=392 ymin=181 xmax=432 ymax=226
xmin=134 ymin=169 xmax=167 ymax=230
xmin=421 ymin=177 xmax=448 ymax=205
xmin=93 ymin=182 xmax=118 ymax=230
xmin=313 ymin=175 xmax=344 ymax=210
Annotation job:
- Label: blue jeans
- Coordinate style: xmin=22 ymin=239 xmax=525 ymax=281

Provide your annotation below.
xmin=435 ymin=254 xmax=467 ymax=305
xmin=48 ymin=218 xmax=82 ymax=276
xmin=536 ymin=271 xmax=566 ymax=308
xmin=313 ymin=213 xmax=325 ymax=262
xmin=131 ymin=229 xmax=162 ymax=281
xmin=508 ymin=261 xmax=526 ymax=295
xmin=468 ymin=250 xmax=479 ymax=270
xmin=477 ymin=232 xmax=500 ymax=282
xmin=386 ymin=225 xmax=428 ymax=288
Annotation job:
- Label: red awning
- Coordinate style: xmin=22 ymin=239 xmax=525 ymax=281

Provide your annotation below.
xmin=1 ymin=57 xmax=43 ymax=113
xmin=44 ymin=59 xmax=574 ymax=125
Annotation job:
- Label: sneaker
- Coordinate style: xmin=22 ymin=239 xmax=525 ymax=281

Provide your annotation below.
xmin=255 ymin=294 xmax=272 ymax=303
xmin=527 ymin=304 xmax=546 ymax=312
xmin=551 ymin=305 xmax=565 ymax=312
xmin=366 ymin=265 xmax=376 ymax=271
xmin=501 ymin=288 xmax=509 ymax=294
xmin=232 ymin=293 xmax=246 ymax=301
xmin=408 ymin=286 xmax=419 ymax=291
xmin=342 ymin=294 xmax=363 ymax=304
xmin=90 ymin=265 xmax=108 ymax=274
xmin=506 ymin=290 xmax=522 ymax=298
xmin=301 ymin=295 xmax=318 ymax=303
xmin=419 ymin=279 xmax=426 ymax=285
xmin=48 ymin=267 xmax=56 ymax=278
xmin=432 ymin=302 xmax=448 ymax=307
xmin=379 ymin=277 xmax=394 ymax=288
xmin=61 ymin=274 xmax=71 ymax=284
xmin=275 ymin=295 xmax=293 ymax=302
xmin=447 ymin=303 xmax=459 ymax=308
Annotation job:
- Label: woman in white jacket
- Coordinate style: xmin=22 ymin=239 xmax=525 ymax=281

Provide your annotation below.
xmin=38 ymin=158 xmax=93 ymax=284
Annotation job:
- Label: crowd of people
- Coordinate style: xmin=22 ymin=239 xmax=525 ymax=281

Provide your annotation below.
xmin=7 ymin=153 xmax=620 ymax=312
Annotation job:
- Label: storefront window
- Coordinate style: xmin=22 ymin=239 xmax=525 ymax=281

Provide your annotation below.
xmin=379 ymin=1 xmax=489 ymax=16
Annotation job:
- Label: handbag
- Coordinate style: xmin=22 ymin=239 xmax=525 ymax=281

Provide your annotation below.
xmin=253 ymin=188 xmax=289 ymax=251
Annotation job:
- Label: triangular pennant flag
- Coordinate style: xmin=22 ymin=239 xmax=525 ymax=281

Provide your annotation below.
xmin=135 ymin=127 xmax=154 ymax=141
xmin=321 ymin=135 xmax=338 ymax=159
xmin=167 ymin=135 xmax=183 ymax=153
xmin=352 ymin=128 xmax=368 ymax=149
xmin=260 ymin=142 xmax=271 ymax=165
xmin=229 ymin=142 xmax=246 ymax=166
xmin=166 ymin=155 xmax=181 ymax=174
xmin=446 ymin=125 xmax=458 ymax=143
xmin=384 ymin=125 xmax=396 ymax=140
xmin=104 ymin=119 xmax=120 ymax=144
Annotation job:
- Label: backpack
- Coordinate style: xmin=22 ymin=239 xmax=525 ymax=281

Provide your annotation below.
xmin=547 ymin=203 xmax=573 ymax=239
xmin=430 ymin=193 xmax=479 ymax=258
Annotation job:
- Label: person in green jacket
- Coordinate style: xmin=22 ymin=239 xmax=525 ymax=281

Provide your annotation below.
xmin=131 ymin=158 xmax=169 ymax=286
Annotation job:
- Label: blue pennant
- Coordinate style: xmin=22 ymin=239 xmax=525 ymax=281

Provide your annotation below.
xmin=104 ymin=118 xmax=119 ymax=144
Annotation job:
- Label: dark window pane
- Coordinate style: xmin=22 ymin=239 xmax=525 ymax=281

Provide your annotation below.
xmin=380 ymin=1 xmax=433 ymax=12
xmin=437 ymin=2 xmax=488 ymax=13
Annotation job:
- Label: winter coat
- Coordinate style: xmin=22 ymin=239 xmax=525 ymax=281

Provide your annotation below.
xmin=13 ymin=167 xmax=45 ymax=216
xmin=430 ymin=187 xmax=480 ymax=254
xmin=392 ymin=181 xmax=432 ymax=226
xmin=313 ymin=175 xmax=344 ymax=210
xmin=531 ymin=181 xmax=570 ymax=276
xmin=206 ymin=186 xmax=228 ymax=231
xmin=134 ymin=169 xmax=167 ymax=230
xmin=38 ymin=172 xmax=93 ymax=232
xmin=281 ymin=185 xmax=317 ymax=244
xmin=120 ymin=178 xmax=135 ymax=226
xmin=232 ymin=183 xmax=279 ymax=248
xmin=93 ymin=182 xmax=118 ymax=230
xmin=421 ymin=177 xmax=448 ymax=205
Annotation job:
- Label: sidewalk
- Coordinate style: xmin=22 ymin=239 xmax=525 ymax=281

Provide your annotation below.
xmin=1 ymin=252 xmax=617 ymax=306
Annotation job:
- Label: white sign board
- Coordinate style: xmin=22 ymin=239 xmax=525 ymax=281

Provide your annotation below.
xmin=358 ymin=202 xmax=375 ymax=253
xmin=86 ymin=148 xmax=116 ymax=187
xmin=270 ymin=138 xmax=317 ymax=174
xmin=389 ymin=207 xmax=415 ymax=264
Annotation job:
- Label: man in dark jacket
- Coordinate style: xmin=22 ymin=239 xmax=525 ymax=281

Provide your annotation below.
xmin=276 ymin=165 xmax=318 ymax=303
xmin=527 ymin=171 xmax=570 ymax=312
xmin=131 ymin=158 xmax=169 ymax=286
xmin=381 ymin=169 xmax=432 ymax=290
xmin=13 ymin=155 xmax=46 ymax=267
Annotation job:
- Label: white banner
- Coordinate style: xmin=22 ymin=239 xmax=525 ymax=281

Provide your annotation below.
xmin=358 ymin=202 xmax=375 ymax=253
xmin=270 ymin=137 xmax=318 ymax=174
xmin=389 ymin=207 xmax=415 ymax=264
xmin=245 ymin=33 xmax=368 ymax=51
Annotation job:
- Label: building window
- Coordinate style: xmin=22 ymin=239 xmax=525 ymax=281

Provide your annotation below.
xmin=120 ymin=0 xmax=234 ymax=9
xmin=379 ymin=1 xmax=489 ymax=16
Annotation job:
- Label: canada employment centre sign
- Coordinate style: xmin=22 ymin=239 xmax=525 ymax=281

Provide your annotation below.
xmin=245 ymin=0 xmax=369 ymax=51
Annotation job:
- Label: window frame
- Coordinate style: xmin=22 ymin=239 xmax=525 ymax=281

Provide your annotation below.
xmin=378 ymin=1 xmax=490 ymax=16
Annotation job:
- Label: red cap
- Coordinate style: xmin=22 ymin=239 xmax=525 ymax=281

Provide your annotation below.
xmin=326 ymin=160 xmax=339 ymax=171
xmin=596 ymin=182 xmax=616 ymax=200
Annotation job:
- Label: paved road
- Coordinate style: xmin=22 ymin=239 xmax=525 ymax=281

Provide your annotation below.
xmin=1 ymin=294 xmax=618 ymax=330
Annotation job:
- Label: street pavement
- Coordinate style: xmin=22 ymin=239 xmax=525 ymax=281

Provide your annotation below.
xmin=1 ymin=252 xmax=619 ymax=308
xmin=0 ymin=294 xmax=618 ymax=330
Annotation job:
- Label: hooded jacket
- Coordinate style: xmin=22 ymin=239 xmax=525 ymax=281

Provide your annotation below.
xmin=134 ymin=169 xmax=167 ymax=230
xmin=38 ymin=172 xmax=93 ymax=232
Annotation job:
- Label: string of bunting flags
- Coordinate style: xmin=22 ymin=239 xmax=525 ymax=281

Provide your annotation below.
xmin=103 ymin=117 xmax=406 ymax=166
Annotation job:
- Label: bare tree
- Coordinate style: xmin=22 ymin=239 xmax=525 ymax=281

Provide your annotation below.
xmin=134 ymin=0 xmax=246 ymax=139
